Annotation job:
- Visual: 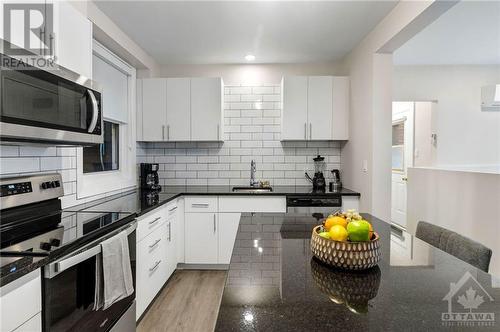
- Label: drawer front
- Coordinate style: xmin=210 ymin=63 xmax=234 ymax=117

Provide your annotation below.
xmin=0 ymin=270 xmax=41 ymax=332
xmin=218 ymin=196 xmax=286 ymax=213
xmin=137 ymin=206 xmax=167 ymax=241
xmin=136 ymin=223 xmax=168 ymax=319
xmin=166 ymin=200 xmax=179 ymax=219
xmin=184 ymin=196 xmax=218 ymax=213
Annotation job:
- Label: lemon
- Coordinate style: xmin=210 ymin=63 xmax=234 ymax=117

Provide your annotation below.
xmin=329 ymin=225 xmax=348 ymax=242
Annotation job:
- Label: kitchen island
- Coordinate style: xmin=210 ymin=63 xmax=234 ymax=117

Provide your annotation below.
xmin=215 ymin=213 xmax=500 ymax=331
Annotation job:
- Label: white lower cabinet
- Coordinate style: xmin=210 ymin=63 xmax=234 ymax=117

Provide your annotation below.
xmin=0 ymin=270 xmax=42 ymax=332
xmin=218 ymin=213 xmax=241 ymax=264
xmin=185 ymin=212 xmax=219 ymax=264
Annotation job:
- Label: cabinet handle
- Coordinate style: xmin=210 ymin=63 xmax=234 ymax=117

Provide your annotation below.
xmin=167 ymin=125 xmax=170 ymax=140
xmin=168 ymin=222 xmax=172 ymax=242
xmin=168 ymin=206 xmax=178 ymax=212
xmin=149 ymin=216 xmax=162 ymax=225
xmin=162 ymin=125 xmax=165 ymax=140
xmin=149 ymin=260 xmax=161 ymax=272
xmin=304 ymin=123 xmax=307 ymax=140
xmin=149 ymin=238 xmax=161 ymax=249
xmin=39 ymin=28 xmax=44 ymax=56
xmin=213 ymin=214 xmax=216 ymax=233
xmin=217 ymin=124 xmax=220 ymax=140
xmin=192 ymin=203 xmax=209 ymax=208
xmin=310 ymin=123 xmax=312 ymax=140
xmin=49 ymin=33 xmax=54 ymax=57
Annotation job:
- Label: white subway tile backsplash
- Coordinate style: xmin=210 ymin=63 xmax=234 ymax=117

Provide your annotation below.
xmin=137 ymin=84 xmax=341 ymax=186
xmin=0 ymin=157 xmax=39 ymax=174
xmin=0 ymin=145 xmax=19 ymax=157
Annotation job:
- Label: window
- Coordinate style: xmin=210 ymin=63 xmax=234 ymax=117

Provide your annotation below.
xmin=83 ymin=121 xmax=120 ymax=173
xmin=76 ymin=40 xmax=136 ymax=200
xmin=392 ymin=121 xmax=405 ymax=171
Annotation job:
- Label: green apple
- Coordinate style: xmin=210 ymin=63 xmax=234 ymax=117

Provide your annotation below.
xmin=347 ymin=220 xmax=370 ymax=242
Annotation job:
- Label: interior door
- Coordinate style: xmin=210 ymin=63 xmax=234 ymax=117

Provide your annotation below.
xmin=391 ymin=102 xmax=414 ymax=228
xmin=166 ymin=78 xmax=191 ymax=141
xmin=307 ymin=76 xmax=333 ymax=140
xmin=282 ymin=76 xmax=308 ymax=140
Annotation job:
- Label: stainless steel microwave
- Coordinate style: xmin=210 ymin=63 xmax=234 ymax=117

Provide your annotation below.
xmin=0 ymin=54 xmax=103 ymax=145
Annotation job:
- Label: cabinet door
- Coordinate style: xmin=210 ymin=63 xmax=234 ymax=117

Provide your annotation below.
xmin=332 ymin=76 xmax=349 ymax=140
xmin=282 ymin=76 xmax=308 ymax=140
xmin=185 ymin=212 xmax=218 ymax=264
xmin=308 ymin=76 xmax=333 ymax=140
xmin=53 ymin=1 xmax=92 ymax=78
xmin=141 ymin=78 xmax=167 ymax=141
xmin=190 ymin=78 xmax=222 ymax=141
xmin=218 ymin=213 xmax=241 ymax=264
xmin=166 ymin=78 xmax=191 ymax=141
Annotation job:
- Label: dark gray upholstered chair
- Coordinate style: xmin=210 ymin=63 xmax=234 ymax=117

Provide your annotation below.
xmin=415 ymin=221 xmax=492 ymax=273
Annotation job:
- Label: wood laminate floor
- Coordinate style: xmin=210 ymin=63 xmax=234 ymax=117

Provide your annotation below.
xmin=137 ymin=270 xmax=227 ymax=332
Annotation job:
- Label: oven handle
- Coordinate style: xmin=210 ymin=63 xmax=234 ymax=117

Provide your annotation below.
xmin=87 ymin=90 xmax=99 ymax=133
xmin=45 ymin=221 xmax=136 ymax=279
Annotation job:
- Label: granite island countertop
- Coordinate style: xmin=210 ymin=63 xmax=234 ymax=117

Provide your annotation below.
xmin=215 ymin=213 xmax=500 ymax=331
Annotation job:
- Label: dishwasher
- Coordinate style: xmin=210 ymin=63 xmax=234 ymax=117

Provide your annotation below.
xmin=286 ymin=195 xmax=342 ymax=215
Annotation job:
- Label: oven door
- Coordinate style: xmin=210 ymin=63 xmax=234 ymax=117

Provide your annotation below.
xmin=42 ymin=222 xmax=136 ymax=332
xmin=0 ymin=55 xmax=103 ymax=145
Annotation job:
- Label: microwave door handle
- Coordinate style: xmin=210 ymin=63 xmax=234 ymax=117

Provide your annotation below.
xmin=87 ymin=90 xmax=99 ymax=133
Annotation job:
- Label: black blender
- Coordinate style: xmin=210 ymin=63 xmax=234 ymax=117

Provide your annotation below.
xmin=305 ymin=155 xmax=326 ymax=191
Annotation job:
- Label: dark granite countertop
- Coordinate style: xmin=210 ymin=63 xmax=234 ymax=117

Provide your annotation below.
xmin=215 ymin=213 xmax=500 ymax=331
xmin=69 ymin=185 xmax=360 ymax=217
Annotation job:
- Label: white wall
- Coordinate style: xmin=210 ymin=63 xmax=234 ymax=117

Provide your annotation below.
xmin=394 ymin=65 xmax=500 ymax=168
xmin=337 ymin=1 xmax=454 ymax=219
xmin=160 ymin=62 xmax=344 ymax=85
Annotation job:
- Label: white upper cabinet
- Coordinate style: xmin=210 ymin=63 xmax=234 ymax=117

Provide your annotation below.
xmin=191 ymin=77 xmax=223 ymax=141
xmin=140 ymin=78 xmax=167 ymax=141
xmin=166 ymin=78 xmax=191 ymax=141
xmin=282 ymin=75 xmax=349 ymax=141
xmin=308 ymin=76 xmax=333 ymax=140
xmin=332 ymin=76 xmax=350 ymax=140
xmin=0 ymin=1 xmax=92 ymax=78
xmin=53 ymin=1 xmax=92 ymax=78
xmin=281 ymin=76 xmax=308 ymax=140
xmin=138 ymin=77 xmax=223 ymax=142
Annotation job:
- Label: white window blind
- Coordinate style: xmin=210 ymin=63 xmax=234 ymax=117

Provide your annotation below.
xmin=93 ymin=54 xmax=128 ymax=123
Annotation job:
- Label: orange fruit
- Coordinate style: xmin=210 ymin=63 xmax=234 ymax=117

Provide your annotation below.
xmin=324 ymin=216 xmax=347 ymax=231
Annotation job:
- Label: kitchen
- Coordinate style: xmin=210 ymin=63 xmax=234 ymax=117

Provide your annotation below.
xmin=0 ymin=1 xmax=499 ymax=332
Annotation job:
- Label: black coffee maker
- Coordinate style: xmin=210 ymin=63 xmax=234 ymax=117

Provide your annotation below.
xmin=140 ymin=163 xmax=161 ymax=190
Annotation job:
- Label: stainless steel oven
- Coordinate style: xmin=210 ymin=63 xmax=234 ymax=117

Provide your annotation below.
xmin=43 ymin=221 xmax=136 ymax=332
xmin=0 ymin=54 xmax=103 ymax=145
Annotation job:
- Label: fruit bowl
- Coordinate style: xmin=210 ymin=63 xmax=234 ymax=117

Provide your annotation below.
xmin=310 ymin=225 xmax=381 ymax=270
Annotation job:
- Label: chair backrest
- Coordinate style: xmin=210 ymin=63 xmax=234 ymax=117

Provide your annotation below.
xmin=416 ymin=221 xmax=492 ymax=273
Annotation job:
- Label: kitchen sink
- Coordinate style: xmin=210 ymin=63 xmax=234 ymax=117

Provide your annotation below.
xmin=232 ymin=186 xmax=273 ymax=193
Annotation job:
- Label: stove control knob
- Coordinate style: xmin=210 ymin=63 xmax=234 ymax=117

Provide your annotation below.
xmin=41 ymin=182 xmax=48 ymax=189
xmin=50 ymin=238 xmax=61 ymax=247
xmin=40 ymin=242 xmax=52 ymax=251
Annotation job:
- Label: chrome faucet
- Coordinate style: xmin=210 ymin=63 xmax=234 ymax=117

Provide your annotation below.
xmin=250 ymin=160 xmax=258 ymax=187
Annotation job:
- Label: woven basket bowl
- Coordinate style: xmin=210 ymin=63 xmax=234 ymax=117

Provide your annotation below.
xmin=310 ymin=225 xmax=381 ymax=270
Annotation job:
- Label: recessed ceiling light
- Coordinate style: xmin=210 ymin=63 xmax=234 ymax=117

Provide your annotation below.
xmin=245 ymin=54 xmax=255 ymax=61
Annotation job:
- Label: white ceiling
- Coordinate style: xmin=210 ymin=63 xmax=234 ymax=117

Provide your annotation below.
xmin=394 ymin=1 xmax=500 ymax=65
xmin=93 ymin=1 xmax=397 ymax=65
